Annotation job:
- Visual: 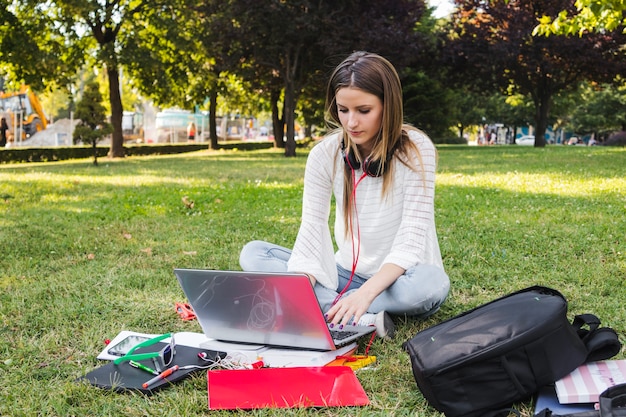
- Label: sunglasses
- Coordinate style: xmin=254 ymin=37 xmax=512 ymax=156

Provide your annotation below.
xmin=113 ymin=333 xmax=176 ymax=369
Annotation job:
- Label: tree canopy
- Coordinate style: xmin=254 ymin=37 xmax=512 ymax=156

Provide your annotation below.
xmin=2 ymin=0 xmax=625 ymax=153
xmin=534 ymin=0 xmax=626 ymax=36
xmin=193 ymin=0 xmax=433 ymax=156
xmin=444 ymin=0 xmax=626 ymax=146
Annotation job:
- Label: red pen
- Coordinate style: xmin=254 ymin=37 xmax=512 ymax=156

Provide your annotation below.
xmin=142 ymin=365 xmax=179 ymax=389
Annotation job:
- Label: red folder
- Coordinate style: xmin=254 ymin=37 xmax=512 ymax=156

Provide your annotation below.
xmin=207 ymin=366 xmax=370 ymax=409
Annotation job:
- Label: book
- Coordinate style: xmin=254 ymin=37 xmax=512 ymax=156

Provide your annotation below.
xmin=555 ymin=359 xmax=626 ymax=404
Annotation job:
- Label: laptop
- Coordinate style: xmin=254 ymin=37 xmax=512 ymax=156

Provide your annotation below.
xmin=173 ymin=269 xmax=376 ymax=351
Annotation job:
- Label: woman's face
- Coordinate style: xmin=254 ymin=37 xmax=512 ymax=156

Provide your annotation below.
xmin=336 ymin=87 xmax=383 ymax=154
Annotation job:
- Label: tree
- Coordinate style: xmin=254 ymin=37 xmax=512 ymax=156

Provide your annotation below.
xmin=196 ymin=0 xmax=431 ymax=156
xmin=73 ymin=81 xmax=113 ymax=166
xmin=403 ymin=69 xmax=458 ymax=140
xmin=120 ymin=0 xmax=219 ymax=145
xmin=444 ymin=0 xmax=626 ymax=147
xmin=5 ymin=0 xmax=199 ymax=158
xmin=534 ymin=0 xmax=626 ymax=36
xmin=0 ymin=3 xmax=79 ymax=91
xmin=569 ymin=81 xmax=626 ymax=138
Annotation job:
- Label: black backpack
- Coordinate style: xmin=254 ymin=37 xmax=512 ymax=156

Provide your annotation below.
xmin=403 ymin=286 xmax=621 ymax=417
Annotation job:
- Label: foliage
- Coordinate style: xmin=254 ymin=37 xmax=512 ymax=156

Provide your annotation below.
xmin=5 ymin=0 xmax=625 ymax=150
xmin=534 ymin=0 xmax=626 ymax=35
xmin=569 ymin=81 xmax=626 ymax=136
xmin=444 ymin=0 xmax=626 ymax=147
xmin=119 ymin=0 xmax=207 ymax=108
xmin=194 ymin=0 xmax=434 ymax=156
xmin=0 ymin=146 xmax=624 ymax=416
xmin=4 ymin=0 xmax=204 ymax=158
xmin=73 ymin=81 xmax=113 ymax=165
xmin=0 ymin=2 xmax=79 ymax=91
xmin=38 ymin=87 xmax=72 ymax=120
xmin=403 ymin=69 xmax=458 ymax=138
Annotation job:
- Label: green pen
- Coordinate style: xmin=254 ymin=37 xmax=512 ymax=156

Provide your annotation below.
xmin=129 ymin=360 xmax=159 ymax=376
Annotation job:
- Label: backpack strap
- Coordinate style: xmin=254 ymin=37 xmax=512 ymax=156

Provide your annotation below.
xmin=572 ymin=314 xmax=622 ymax=362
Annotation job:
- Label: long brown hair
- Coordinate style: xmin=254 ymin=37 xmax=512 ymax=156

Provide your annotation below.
xmin=324 ymin=51 xmax=427 ymax=232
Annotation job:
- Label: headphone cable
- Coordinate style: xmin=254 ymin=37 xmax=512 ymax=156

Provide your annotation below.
xmin=333 ymin=169 xmax=367 ymax=306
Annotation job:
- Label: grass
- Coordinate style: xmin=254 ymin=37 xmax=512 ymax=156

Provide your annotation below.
xmin=0 ymin=144 xmax=624 ymax=417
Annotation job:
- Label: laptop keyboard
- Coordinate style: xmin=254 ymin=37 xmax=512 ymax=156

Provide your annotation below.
xmin=330 ymin=329 xmax=359 ymax=341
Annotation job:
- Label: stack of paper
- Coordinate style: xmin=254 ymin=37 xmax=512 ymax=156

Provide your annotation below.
xmin=200 ymin=338 xmax=357 ymax=368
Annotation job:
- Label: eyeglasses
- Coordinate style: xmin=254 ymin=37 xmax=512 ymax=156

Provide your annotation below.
xmin=113 ymin=333 xmax=176 ymax=368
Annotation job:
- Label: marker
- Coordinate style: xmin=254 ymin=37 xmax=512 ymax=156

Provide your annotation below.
xmin=129 ymin=360 xmax=159 ymax=376
xmin=142 ymin=365 xmax=179 ymax=389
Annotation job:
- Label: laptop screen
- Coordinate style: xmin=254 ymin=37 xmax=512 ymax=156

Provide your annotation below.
xmin=174 ymin=269 xmax=338 ymax=350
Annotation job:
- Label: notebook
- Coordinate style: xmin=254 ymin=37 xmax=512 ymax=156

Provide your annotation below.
xmin=173 ymin=269 xmax=375 ymax=351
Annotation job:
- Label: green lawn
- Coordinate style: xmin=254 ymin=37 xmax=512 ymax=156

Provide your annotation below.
xmin=0 ymin=144 xmax=624 ymax=416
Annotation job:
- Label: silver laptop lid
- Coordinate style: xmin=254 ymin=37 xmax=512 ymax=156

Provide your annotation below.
xmin=174 ymin=269 xmax=354 ymax=350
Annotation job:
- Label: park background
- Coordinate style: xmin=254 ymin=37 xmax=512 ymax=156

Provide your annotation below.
xmin=1 ymin=1 xmax=625 ymax=416
xmin=1 ymin=0 xmax=626 ymax=158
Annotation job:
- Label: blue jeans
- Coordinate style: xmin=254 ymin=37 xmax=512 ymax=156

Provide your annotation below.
xmin=239 ymin=240 xmax=450 ymax=316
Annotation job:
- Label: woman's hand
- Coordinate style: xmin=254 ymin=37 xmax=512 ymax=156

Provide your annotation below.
xmin=325 ymin=287 xmax=375 ymax=328
xmin=326 ymin=263 xmax=405 ymax=327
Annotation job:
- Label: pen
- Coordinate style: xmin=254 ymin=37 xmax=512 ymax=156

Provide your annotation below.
xmin=129 ymin=360 xmax=159 ymax=376
xmin=142 ymin=365 xmax=179 ymax=389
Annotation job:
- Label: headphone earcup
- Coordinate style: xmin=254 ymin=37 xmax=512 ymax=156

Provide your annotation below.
xmin=362 ymin=157 xmax=383 ymax=177
xmin=341 ymin=139 xmax=389 ymax=177
xmin=343 ymin=148 xmax=361 ymax=170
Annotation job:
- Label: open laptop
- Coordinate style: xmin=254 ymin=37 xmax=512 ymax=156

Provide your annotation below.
xmin=173 ymin=269 xmax=375 ymax=351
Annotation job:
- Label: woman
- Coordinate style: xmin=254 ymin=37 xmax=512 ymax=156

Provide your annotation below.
xmin=240 ymin=51 xmax=449 ymax=338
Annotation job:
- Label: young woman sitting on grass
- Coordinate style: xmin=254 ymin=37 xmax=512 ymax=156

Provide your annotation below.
xmin=240 ymin=51 xmax=450 ymax=338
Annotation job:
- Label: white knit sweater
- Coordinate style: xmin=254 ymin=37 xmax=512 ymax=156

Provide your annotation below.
xmin=287 ymin=129 xmax=444 ymax=290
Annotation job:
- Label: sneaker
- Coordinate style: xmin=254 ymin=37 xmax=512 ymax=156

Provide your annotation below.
xmin=357 ymin=311 xmax=395 ymax=339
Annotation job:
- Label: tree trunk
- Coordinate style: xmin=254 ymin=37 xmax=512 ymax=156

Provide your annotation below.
xmin=271 ymin=89 xmax=284 ymax=149
xmin=107 ymin=66 xmax=125 ymax=158
xmin=92 ymin=140 xmax=98 ymax=166
xmin=284 ymin=77 xmax=296 ymax=157
xmin=208 ymin=90 xmax=218 ymax=150
xmin=283 ymin=50 xmax=299 ymax=157
xmin=533 ymin=92 xmax=550 ymax=148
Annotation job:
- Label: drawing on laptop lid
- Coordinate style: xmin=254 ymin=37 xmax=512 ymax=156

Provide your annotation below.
xmin=173 ymin=269 xmax=375 ymax=351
